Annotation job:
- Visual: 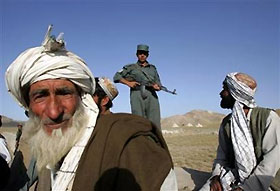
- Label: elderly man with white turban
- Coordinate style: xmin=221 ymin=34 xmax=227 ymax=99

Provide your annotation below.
xmin=6 ymin=25 xmax=177 ymax=191
xmin=199 ymin=72 xmax=280 ymax=191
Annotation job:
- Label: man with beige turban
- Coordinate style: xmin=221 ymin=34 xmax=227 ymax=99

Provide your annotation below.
xmin=93 ymin=77 xmax=119 ymax=115
xmin=6 ymin=25 xmax=177 ymax=191
xmin=200 ymin=72 xmax=280 ymax=191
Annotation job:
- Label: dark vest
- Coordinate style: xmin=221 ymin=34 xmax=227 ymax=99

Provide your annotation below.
xmin=222 ymin=107 xmax=280 ymax=190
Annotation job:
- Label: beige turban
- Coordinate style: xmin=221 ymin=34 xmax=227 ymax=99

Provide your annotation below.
xmin=5 ymin=25 xmax=95 ymax=110
xmin=98 ymin=77 xmax=119 ymax=100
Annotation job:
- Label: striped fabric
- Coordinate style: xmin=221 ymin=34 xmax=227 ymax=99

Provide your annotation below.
xmin=220 ymin=72 xmax=257 ymax=189
xmin=230 ymin=102 xmax=256 ymax=182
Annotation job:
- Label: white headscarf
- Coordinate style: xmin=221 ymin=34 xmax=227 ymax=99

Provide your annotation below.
xmin=5 ymin=25 xmax=99 ymax=190
xmin=225 ymin=72 xmax=257 ymax=108
xmin=5 ymin=25 xmax=95 ymax=110
xmin=223 ymin=72 xmax=257 ymax=186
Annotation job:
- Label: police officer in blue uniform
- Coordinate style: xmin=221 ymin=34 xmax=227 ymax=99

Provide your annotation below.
xmin=114 ymin=44 xmax=162 ymax=129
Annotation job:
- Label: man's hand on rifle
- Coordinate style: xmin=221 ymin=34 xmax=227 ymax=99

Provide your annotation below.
xmin=127 ymin=81 xmax=140 ymax=88
xmin=120 ymin=78 xmax=140 ymax=88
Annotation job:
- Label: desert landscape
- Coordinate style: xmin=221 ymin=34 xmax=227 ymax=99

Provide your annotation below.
xmin=1 ymin=109 xmax=279 ymax=191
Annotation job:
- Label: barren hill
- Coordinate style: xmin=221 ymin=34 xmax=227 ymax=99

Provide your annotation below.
xmin=1 ymin=115 xmax=24 ymax=127
xmin=161 ymin=109 xmax=225 ymax=129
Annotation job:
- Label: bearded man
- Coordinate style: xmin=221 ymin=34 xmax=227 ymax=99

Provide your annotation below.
xmin=113 ymin=44 xmax=162 ymax=130
xmin=200 ymin=72 xmax=280 ymax=191
xmin=6 ymin=25 xmax=177 ymax=191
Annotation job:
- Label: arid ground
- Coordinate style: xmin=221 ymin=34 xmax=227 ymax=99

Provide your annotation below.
xmin=164 ymin=126 xmax=218 ymax=172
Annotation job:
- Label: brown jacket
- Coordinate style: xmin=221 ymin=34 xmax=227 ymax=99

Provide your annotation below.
xmin=37 ymin=113 xmax=173 ymax=191
xmin=73 ymin=113 xmax=173 ymax=191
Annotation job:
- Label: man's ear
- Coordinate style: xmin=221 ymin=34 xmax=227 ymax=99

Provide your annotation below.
xmin=101 ymin=96 xmax=110 ymax=106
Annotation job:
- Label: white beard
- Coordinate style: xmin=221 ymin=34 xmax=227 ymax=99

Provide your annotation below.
xmin=23 ymin=103 xmax=88 ymax=172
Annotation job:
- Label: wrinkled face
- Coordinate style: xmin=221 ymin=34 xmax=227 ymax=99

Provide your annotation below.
xmin=137 ymin=51 xmax=148 ymax=63
xmin=220 ymin=82 xmax=235 ymax=109
xmin=29 ymin=79 xmax=80 ymax=136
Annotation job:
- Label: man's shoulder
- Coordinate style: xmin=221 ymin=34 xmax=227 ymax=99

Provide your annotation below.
xmin=97 ymin=113 xmax=154 ymax=136
xmin=123 ymin=63 xmax=138 ymax=69
xmin=148 ymin=64 xmax=157 ymax=69
xmin=115 ymin=64 xmax=137 ymax=76
xmin=221 ymin=113 xmax=232 ymax=125
xmin=101 ymin=113 xmax=152 ymax=126
xmin=252 ymin=107 xmax=272 ymax=112
xmin=94 ymin=113 xmax=159 ymax=150
xmin=251 ymin=107 xmax=273 ymax=118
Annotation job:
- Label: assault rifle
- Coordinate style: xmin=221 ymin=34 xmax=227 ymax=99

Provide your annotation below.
xmin=126 ymin=77 xmax=177 ymax=95
xmin=142 ymin=81 xmax=177 ymax=95
xmin=159 ymin=85 xmax=177 ymax=95
xmin=125 ymin=65 xmax=177 ymax=95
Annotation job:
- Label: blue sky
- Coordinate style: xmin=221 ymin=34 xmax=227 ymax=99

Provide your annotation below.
xmin=0 ymin=0 xmax=279 ymax=121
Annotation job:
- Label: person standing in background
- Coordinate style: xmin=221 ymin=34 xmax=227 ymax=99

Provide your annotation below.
xmin=114 ymin=44 xmax=162 ymax=129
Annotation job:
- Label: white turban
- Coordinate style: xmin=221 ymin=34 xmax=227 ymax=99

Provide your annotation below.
xmin=225 ymin=72 xmax=257 ymax=108
xmin=5 ymin=26 xmax=95 ymax=110
xmin=7 ymin=26 xmax=100 ymax=189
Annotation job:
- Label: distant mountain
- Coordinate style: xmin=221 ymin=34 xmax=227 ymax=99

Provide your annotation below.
xmin=161 ymin=108 xmax=280 ymax=130
xmin=161 ymin=110 xmax=225 ymax=129
xmin=1 ymin=115 xmax=25 ymax=127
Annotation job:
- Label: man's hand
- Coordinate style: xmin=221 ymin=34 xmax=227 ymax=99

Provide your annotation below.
xmin=120 ymin=78 xmax=140 ymax=88
xmin=152 ymin=83 xmax=161 ymax=91
xmin=126 ymin=81 xmax=140 ymax=88
xmin=210 ymin=175 xmax=223 ymax=191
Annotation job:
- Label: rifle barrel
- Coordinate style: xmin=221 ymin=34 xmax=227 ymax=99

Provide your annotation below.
xmin=161 ymin=86 xmax=177 ymax=95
